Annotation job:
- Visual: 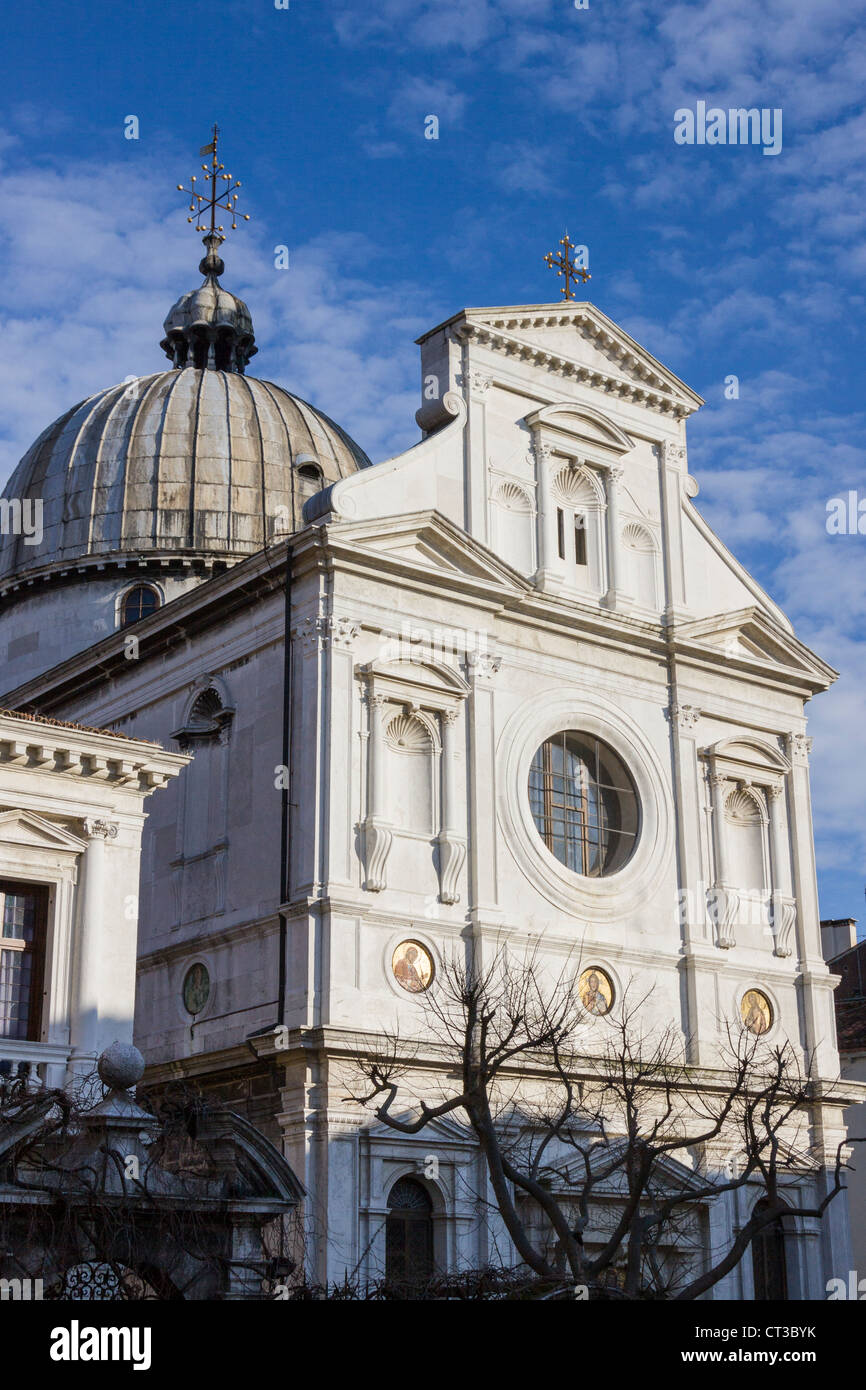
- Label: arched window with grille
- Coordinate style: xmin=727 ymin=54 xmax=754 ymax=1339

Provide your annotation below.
xmin=120 ymin=584 xmax=160 ymax=628
xmin=385 ymin=1177 xmax=434 ymax=1288
xmin=751 ymin=1199 xmax=794 ymax=1300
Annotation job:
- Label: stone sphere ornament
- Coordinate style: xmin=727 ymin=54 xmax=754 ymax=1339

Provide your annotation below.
xmin=97 ymin=1040 xmax=146 ymax=1091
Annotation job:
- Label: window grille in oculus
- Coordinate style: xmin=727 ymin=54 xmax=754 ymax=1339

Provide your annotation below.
xmin=528 ymin=733 xmax=639 ymax=877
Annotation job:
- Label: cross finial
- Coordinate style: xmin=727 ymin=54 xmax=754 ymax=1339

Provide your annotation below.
xmin=176 ymin=126 xmax=251 ymax=274
xmin=544 ymin=232 xmax=591 ymax=301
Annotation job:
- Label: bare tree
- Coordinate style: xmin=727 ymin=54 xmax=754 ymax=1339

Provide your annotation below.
xmin=0 ymin=1074 xmax=300 ymax=1300
xmin=347 ymin=948 xmax=851 ymax=1299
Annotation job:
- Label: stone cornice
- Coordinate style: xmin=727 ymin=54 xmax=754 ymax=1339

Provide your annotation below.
xmin=437 ymin=306 xmax=703 ymax=418
xmin=142 ymin=1042 xmax=268 ymax=1087
xmin=0 ymin=549 xmax=238 ymax=608
xmin=459 ymin=320 xmax=687 ymax=416
xmin=250 ymin=1024 xmax=861 ymax=1107
xmin=137 ymin=911 xmax=280 ymax=970
xmin=1 ymin=540 xmax=291 ymax=712
xmin=0 ymin=711 xmax=187 ymax=790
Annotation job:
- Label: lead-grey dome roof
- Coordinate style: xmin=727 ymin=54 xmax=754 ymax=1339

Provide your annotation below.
xmin=0 ymin=369 xmax=371 ymax=582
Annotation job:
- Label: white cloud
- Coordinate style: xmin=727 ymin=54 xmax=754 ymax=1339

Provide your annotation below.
xmin=487 ymin=140 xmax=554 ymax=194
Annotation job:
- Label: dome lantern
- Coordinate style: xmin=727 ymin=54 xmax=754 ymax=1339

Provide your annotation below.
xmin=161 ymin=125 xmax=256 ymax=374
xmin=160 ymin=232 xmax=258 ymax=373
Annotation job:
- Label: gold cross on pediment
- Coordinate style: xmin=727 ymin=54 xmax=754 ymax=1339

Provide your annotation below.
xmin=544 ymin=232 xmax=591 ymax=301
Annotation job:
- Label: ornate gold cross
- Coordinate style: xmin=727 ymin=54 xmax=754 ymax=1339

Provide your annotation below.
xmin=176 ymin=125 xmax=251 ymax=241
xmin=544 ymin=232 xmax=591 ymax=301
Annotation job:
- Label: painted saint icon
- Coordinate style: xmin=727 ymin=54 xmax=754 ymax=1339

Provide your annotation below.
xmin=578 ymin=967 xmax=613 ymax=1016
xmin=182 ymin=962 xmax=211 ymax=1016
xmin=392 ymin=941 xmax=434 ymax=994
xmin=741 ymin=989 xmax=772 ymax=1036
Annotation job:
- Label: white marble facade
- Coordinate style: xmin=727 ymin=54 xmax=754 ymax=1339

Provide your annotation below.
xmin=0 ymin=710 xmax=186 ymax=1085
xmin=0 ymin=299 xmax=857 ymax=1295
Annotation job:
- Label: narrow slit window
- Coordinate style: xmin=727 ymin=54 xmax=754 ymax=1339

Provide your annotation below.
xmin=557 ymin=507 xmax=565 ymax=559
xmin=574 ymin=515 xmax=587 ymax=566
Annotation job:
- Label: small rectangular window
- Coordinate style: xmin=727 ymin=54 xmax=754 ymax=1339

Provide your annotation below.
xmin=557 ymin=508 xmax=565 ymax=559
xmin=0 ymin=881 xmax=48 ymax=1042
xmin=574 ymin=515 xmax=587 ymax=566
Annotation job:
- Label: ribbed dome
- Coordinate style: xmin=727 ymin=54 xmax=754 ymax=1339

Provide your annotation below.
xmin=0 ymin=369 xmax=371 ymax=582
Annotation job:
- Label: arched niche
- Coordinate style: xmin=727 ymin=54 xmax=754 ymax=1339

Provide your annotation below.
xmin=621 ymin=521 xmax=659 ymax=609
xmin=724 ymin=785 xmax=768 ymax=893
xmin=490 ymin=480 xmax=535 ymax=575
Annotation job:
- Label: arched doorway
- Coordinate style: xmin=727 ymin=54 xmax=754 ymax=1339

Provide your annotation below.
xmin=385 ymin=1177 xmax=434 ymax=1288
xmin=751 ymin=1200 xmax=792 ymax=1300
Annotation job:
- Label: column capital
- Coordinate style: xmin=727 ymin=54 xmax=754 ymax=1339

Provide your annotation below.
xmin=460 ymin=368 xmax=491 ymax=398
xmin=668 ymin=703 xmax=701 ymax=731
xmin=83 ymin=818 xmax=118 ymax=841
xmin=530 ymin=437 xmax=555 ymax=462
xmin=468 ymin=652 xmax=502 ymax=682
xmin=292 ymin=614 xmax=359 ymax=651
xmin=787 ymin=733 xmax=813 ymax=764
xmin=661 ymin=441 xmax=687 ymax=468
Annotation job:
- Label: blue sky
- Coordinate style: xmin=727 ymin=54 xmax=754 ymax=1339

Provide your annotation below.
xmin=0 ymin=0 xmax=863 ymax=924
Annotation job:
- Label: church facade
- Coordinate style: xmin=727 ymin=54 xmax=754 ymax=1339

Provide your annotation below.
xmin=0 ymin=233 xmax=856 ymax=1297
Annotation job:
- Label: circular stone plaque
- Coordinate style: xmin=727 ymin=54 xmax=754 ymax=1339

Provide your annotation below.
xmin=182 ymin=962 xmax=211 ymax=1016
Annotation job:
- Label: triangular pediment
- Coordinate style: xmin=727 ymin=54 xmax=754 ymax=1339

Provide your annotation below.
xmin=544 ymin=1136 xmax=709 ymax=1197
xmin=436 ymin=303 xmax=704 ymax=417
xmin=325 ymin=510 xmax=531 ymax=597
xmin=367 ymin=1112 xmax=475 ymax=1148
xmin=0 ymin=808 xmax=87 ymax=852
xmin=675 ymin=608 xmax=837 ymax=690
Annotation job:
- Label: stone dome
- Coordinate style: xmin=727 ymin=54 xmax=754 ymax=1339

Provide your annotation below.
xmin=0 ymin=368 xmax=371 ymax=584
